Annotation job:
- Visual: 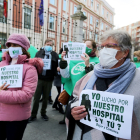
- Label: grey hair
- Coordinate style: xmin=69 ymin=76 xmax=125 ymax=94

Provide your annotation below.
xmin=44 ymin=39 xmax=54 ymax=46
xmin=100 ymin=30 xmax=132 ymax=58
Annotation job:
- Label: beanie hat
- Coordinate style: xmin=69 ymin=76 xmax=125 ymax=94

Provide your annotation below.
xmin=6 ymin=33 xmax=30 ymax=51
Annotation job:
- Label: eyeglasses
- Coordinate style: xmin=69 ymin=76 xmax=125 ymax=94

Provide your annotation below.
xmin=101 ymin=43 xmax=121 ymax=49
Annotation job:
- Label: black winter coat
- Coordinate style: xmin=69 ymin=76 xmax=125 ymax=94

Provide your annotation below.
xmin=35 ymin=48 xmax=59 ymax=81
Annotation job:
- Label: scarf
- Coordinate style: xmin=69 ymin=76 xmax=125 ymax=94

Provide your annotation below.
xmin=42 ymin=50 xmax=52 ymax=75
xmin=84 ymin=59 xmax=136 ymax=94
xmin=89 ymin=51 xmax=96 ymax=57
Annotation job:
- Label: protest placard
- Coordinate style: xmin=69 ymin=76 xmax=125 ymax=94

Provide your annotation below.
xmin=0 ymin=64 xmax=23 ymax=88
xmin=63 ymin=42 xmax=86 ymax=60
xmin=2 ymin=49 xmax=8 ymax=53
xmin=79 ymin=90 xmax=134 ymax=139
xmin=42 ymin=59 xmax=51 ymax=70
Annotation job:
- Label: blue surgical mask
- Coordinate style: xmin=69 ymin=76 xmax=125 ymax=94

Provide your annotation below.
xmin=44 ymin=46 xmax=52 ymax=52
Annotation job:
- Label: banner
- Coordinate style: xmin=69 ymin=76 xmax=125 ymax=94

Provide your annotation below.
xmin=42 ymin=59 xmax=51 ymax=70
xmin=0 ymin=64 xmax=23 ymax=88
xmin=63 ymin=42 xmax=86 ymax=60
xmin=39 ymin=0 xmax=44 ymax=26
xmin=79 ymin=90 xmax=134 ymax=139
xmin=3 ymin=0 xmax=8 ymax=18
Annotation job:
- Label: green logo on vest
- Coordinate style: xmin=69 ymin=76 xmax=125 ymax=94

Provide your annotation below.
xmin=71 ymin=62 xmax=95 ymax=75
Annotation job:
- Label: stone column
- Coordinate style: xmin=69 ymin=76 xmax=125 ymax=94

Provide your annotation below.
xmin=71 ymin=5 xmax=87 ymax=42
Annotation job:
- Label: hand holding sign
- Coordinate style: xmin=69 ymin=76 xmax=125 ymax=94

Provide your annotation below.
xmin=81 ymin=53 xmax=90 ymax=67
xmin=0 ymin=82 xmax=10 ymax=91
xmin=61 ymin=51 xmax=66 ymax=61
xmin=79 ymin=90 xmax=134 ymax=139
xmin=71 ymin=105 xmax=87 ymax=120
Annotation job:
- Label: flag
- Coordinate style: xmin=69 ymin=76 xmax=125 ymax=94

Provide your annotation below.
xmin=39 ymin=0 xmax=44 ymax=26
xmin=3 ymin=0 xmax=8 ymax=18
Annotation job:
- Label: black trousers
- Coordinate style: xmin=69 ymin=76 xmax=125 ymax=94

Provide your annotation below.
xmin=0 ymin=119 xmax=28 ymax=140
xmin=53 ymin=87 xmax=62 ymax=109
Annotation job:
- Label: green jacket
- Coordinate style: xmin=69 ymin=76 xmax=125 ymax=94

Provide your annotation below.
xmin=61 ymin=57 xmax=99 ymax=96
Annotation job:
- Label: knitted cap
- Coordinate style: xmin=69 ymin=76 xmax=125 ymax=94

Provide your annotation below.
xmin=6 ymin=33 xmax=30 ymax=51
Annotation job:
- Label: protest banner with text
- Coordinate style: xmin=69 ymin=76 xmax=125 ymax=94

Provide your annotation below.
xmin=79 ymin=90 xmax=134 ymax=139
xmin=0 ymin=64 xmax=23 ymax=88
xmin=63 ymin=42 xmax=86 ymax=60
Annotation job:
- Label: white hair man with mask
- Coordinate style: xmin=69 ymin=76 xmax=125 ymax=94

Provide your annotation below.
xmin=28 ymin=39 xmax=59 ymax=122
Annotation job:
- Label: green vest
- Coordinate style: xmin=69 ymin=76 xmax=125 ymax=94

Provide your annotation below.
xmin=134 ymin=62 xmax=140 ymax=68
xmin=62 ymin=57 xmax=99 ymax=96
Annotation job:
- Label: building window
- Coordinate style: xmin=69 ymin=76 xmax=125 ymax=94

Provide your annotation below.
xmin=0 ymin=33 xmax=7 ymax=48
xmin=0 ymin=0 xmax=6 ymax=23
xmin=89 ymin=31 xmax=92 ymax=39
xmin=24 ymin=7 xmax=31 ymax=29
xmin=106 ymin=25 xmax=108 ymax=30
xmin=50 ymin=0 xmax=55 ymax=5
xmin=91 ymin=0 xmax=94 ymax=7
xmin=107 ymin=12 xmax=108 ymax=19
xmin=63 ymin=0 xmax=66 ymax=11
xmin=90 ymin=16 xmax=93 ymax=24
xmin=62 ymin=20 xmax=66 ymax=33
xmin=97 ymin=4 xmax=99 ymax=13
xmin=102 ymin=8 xmax=104 ymax=16
xmin=101 ymin=23 xmax=104 ymax=30
xmin=74 ymin=6 xmax=77 ymax=13
xmin=96 ymin=20 xmax=99 ymax=27
xmin=83 ymin=29 xmax=86 ymax=39
xmin=95 ymin=34 xmax=98 ymax=42
xmin=49 ymin=14 xmax=55 ymax=30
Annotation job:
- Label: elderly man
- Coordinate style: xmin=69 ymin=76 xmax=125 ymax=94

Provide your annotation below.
xmin=67 ymin=30 xmax=140 ymax=140
xmin=29 ymin=39 xmax=59 ymax=122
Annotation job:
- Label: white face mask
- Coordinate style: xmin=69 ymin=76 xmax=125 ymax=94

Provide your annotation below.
xmin=99 ymin=47 xmax=122 ymax=69
xmin=9 ymin=47 xmax=23 ymax=59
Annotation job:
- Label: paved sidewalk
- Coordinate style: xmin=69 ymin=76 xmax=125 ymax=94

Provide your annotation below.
xmin=23 ymin=86 xmax=66 ymax=140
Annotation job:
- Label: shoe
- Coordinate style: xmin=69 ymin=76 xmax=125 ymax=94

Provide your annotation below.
xmin=28 ymin=116 xmax=36 ymax=123
xmin=49 ymin=96 xmax=53 ymax=104
xmin=59 ymin=120 xmax=65 ymax=124
xmin=41 ymin=114 xmax=49 ymax=121
xmin=52 ymin=105 xmax=59 ymax=110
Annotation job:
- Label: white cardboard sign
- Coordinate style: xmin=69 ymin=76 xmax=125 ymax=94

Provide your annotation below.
xmin=0 ymin=64 xmax=23 ymax=88
xmin=2 ymin=49 xmax=8 ymax=53
xmin=79 ymin=90 xmax=134 ymax=139
xmin=63 ymin=42 xmax=86 ymax=60
xmin=42 ymin=59 xmax=51 ymax=70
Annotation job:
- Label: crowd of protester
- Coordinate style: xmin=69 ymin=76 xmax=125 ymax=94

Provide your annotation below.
xmin=0 ymin=30 xmax=140 ymax=140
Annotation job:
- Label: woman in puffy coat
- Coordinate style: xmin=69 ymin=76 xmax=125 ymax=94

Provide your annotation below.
xmin=0 ymin=33 xmax=43 ymax=140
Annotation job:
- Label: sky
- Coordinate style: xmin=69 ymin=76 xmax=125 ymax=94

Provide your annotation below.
xmin=105 ymin=0 xmax=140 ymax=29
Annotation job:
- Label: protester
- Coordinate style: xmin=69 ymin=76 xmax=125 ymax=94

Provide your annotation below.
xmin=52 ymin=48 xmax=64 ymax=114
xmin=60 ymin=39 xmax=99 ymax=96
xmin=67 ymin=30 xmax=140 ymax=140
xmin=133 ymin=50 xmax=140 ymax=68
xmin=59 ymin=40 xmax=99 ymax=124
xmin=133 ymin=50 xmax=140 ymax=62
xmin=29 ymin=39 xmax=59 ymax=122
xmin=0 ymin=33 xmax=43 ymax=140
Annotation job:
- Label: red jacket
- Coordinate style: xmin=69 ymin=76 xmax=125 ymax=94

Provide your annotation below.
xmin=0 ymin=52 xmax=43 ymax=121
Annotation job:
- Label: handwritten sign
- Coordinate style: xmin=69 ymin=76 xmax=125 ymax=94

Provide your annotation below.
xmin=42 ymin=59 xmax=51 ymax=70
xmin=2 ymin=49 xmax=8 ymax=53
xmin=79 ymin=90 xmax=134 ymax=139
xmin=63 ymin=42 xmax=86 ymax=60
xmin=0 ymin=65 xmax=23 ymax=88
